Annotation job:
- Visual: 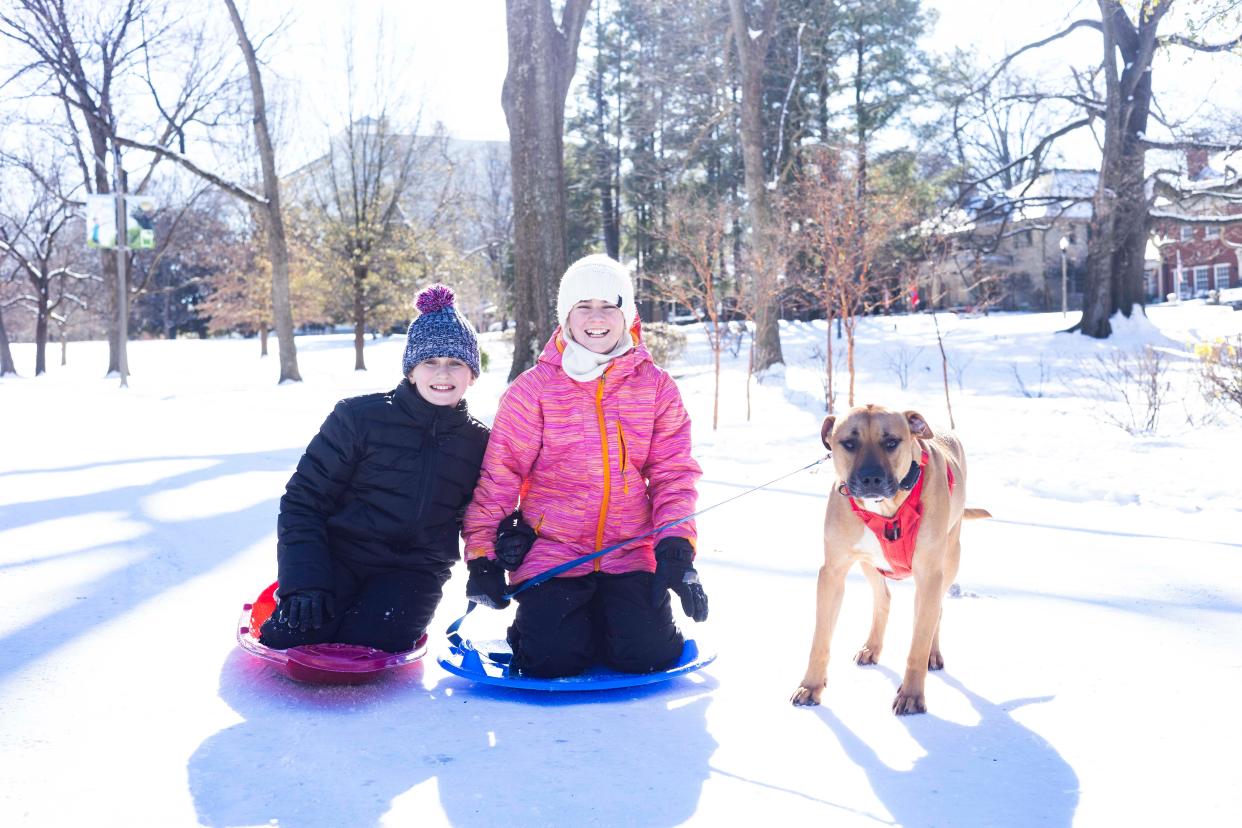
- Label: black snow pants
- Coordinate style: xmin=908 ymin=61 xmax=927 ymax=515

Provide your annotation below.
xmin=259 ymin=558 xmax=450 ymax=653
xmin=506 ymin=571 xmax=684 ymax=678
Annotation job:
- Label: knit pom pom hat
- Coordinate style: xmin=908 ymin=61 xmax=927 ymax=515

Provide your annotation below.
xmin=556 ymin=254 xmax=636 ymax=335
xmin=402 ymin=284 xmax=481 ymax=377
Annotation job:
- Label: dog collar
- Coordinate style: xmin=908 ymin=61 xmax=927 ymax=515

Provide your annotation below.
xmin=898 ymin=459 xmax=922 ymax=491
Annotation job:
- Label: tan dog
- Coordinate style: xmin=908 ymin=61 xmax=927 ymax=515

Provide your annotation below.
xmin=790 ymin=405 xmax=990 ymax=715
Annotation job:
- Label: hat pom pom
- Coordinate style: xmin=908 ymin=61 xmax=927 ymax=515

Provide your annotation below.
xmin=416 ymin=284 xmax=455 ymax=314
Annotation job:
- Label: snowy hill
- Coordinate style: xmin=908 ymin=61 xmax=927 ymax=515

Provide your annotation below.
xmin=2 ymin=304 xmax=1240 ymax=826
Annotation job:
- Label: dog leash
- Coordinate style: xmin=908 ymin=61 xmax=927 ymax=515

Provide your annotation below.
xmin=445 ymin=453 xmax=831 ymax=657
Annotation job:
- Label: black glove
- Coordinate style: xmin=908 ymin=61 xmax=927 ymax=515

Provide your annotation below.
xmin=466 ymin=557 xmax=510 ymax=609
xmin=275 ymin=589 xmax=335 ymax=632
xmin=651 ymin=537 xmax=709 ymax=622
xmin=494 ymin=510 xmax=536 ymax=572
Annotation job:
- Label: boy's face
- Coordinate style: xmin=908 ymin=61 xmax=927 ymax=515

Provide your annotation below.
xmin=567 ymin=299 xmax=625 ymax=354
xmin=409 ymin=357 xmax=475 ymax=406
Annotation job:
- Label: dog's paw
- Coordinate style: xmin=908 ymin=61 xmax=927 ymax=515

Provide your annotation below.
xmin=853 ymin=646 xmax=882 ymax=666
xmin=892 ymin=686 xmax=927 ymax=716
xmin=790 ymin=684 xmax=824 ymax=706
xmin=927 ymin=650 xmax=944 ymax=671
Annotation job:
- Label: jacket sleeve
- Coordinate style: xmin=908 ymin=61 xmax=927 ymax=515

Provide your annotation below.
xmin=462 ymin=376 xmax=543 ymax=560
xmin=275 ymin=401 xmax=360 ymax=594
xmin=643 ymin=370 xmax=702 ymax=551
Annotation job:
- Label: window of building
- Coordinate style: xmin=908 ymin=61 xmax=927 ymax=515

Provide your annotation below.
xmin=1215 ymin=262 xmax=1231 ymax=288
xmin=1180 ymin=226 xmax=1195 ymax=241
xmin=1193 ymin=266 xmax=1211 ymax=294
xmin=1206 ymin=226 xmax=1221 ymax=240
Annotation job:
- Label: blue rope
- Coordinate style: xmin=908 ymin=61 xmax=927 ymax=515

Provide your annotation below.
xmin=446 ymin=453 xmax=831 ymax=658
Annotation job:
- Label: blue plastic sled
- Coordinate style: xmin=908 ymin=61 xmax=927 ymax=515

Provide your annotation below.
xmin=438 ymin=639 xmax=715 ymax=691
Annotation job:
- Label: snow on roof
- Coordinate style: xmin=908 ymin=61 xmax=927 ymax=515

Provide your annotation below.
xmin=925 ymin=168 xmax=1097 ymax=237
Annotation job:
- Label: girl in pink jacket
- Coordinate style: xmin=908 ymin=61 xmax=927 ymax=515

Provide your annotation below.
xmin=462 ymin=254 xmax=708 ymax=678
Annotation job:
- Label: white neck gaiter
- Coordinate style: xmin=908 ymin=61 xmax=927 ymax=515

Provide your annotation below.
xmin=560 ymin=334 xmax=633 ymax=382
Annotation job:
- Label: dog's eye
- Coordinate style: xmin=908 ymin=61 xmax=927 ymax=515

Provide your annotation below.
xmin=883 ymin=438 xmax=900 ymax=451
xmin=839 ymin=439 xmax=857 ymax=452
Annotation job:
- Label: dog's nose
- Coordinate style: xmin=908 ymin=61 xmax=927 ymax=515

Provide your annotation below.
xmin=853 ymin=465 xmax=890 ymax=496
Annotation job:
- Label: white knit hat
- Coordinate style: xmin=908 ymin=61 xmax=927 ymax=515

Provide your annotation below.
xmin=557 ymin=254 xmax=636 ymax=334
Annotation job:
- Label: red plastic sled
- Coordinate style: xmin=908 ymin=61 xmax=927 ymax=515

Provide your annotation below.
xmin=236 ymin=582 xmax=428 ymax=685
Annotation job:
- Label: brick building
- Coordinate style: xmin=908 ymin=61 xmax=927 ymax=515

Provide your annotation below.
xmin=1151 ymin=149 xmax=1242 ymax=300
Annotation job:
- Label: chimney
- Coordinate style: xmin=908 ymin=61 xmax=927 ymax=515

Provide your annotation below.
xmin=1187 ymin=147 xmax=1209 ymax=179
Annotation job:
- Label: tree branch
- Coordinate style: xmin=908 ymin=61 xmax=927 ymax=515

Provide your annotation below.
xmin=112 ymin=136 xmax=267 ymax=205
xmin=959 ymin=117 xmax=1093 ymax=191
xmin=976 ymin=19 xmax=1103 ymax=95
xmin=1160 ymin=32 xmax=1242 ymax=52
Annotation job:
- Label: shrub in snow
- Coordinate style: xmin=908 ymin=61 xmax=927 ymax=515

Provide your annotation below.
xmin=1011 ymin=353 xmax=1052 ymax=398
xmin=1079 ymin=346 xmax=1174 ymax=435
xmin=885 ymin=344 xmax=924 ymax=390
xmin=1195 ymin=336 xmax=1242 ymax=418
xmin=643 ymin=322 xmax=687 ymax=367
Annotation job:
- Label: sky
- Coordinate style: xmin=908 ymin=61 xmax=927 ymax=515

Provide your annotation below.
xmin=259 ymin=0 xmax=1242 ymax=171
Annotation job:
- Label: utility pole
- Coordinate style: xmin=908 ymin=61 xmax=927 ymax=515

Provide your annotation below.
xmin=111 ymin=140 xmax=130 ymax=388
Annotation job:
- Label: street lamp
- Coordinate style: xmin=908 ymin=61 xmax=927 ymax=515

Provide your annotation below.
xmin=1059 ymin=235 xmax=1070 ymax=317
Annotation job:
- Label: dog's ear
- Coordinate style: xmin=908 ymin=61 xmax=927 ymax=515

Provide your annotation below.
xmin=820 ymin=416 xmax=837 ymax=449
xmin=904 ymin=410 xmax=934 ymax=440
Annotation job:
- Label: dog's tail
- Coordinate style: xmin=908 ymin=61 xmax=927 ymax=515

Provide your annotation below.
xmin=963 ymin=508 xmax=992 ymax=520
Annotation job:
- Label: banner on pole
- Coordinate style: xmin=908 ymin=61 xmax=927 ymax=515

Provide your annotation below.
xmin=85 ymin=194 xmax=117 ymax=249
xmin=125 ymin=197 xmax=156 ymax=250
xmin=84 ymin=194 xmax=156 ymax=250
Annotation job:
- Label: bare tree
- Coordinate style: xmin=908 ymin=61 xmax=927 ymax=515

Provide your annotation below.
xmin=221 ymin=0 xmax=299 ymax=381
xmin=656 ymin=194 xmax=733 ymax=429
xmin=963 ymin=0 xmax=1242 ymax=338
xmin=727 ymin=0 xmax=784 ymax=372
xmin=503 ymin=0 xmax=592 ymax=380
xmin=292 ymin=28 xmax=450 ymax=371
xmin=0 ymin=0 xmax=162 ymax=380
xmin=786 ymin=146 xmax=911 ymax=409
xmin=0 ymin=157 xmax=93 ymax=375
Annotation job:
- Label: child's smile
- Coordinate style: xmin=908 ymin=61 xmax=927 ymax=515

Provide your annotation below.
xmin=568 ymin=299 xmax=625 ymax=354
xmin=410 ymin=357 xmax=475 ymax=406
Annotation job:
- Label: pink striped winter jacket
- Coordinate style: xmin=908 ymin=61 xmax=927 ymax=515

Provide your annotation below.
xmin=463 ymin=324 xmax=701 ymax=584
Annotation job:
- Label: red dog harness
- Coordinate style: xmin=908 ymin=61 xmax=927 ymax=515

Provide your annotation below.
xmin=846 ymin=450 xmax=954 ymax=580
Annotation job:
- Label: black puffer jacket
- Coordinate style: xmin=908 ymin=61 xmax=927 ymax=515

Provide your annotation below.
xmin=276 ymin=380 xmax=490 ymax=594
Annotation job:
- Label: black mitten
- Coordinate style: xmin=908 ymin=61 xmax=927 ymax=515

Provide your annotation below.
xmin=651 ymin=537 xmax=709 ymax=622
xmin=275 ymin=589 xmax=336 ymax=632
xmin=466 ymin=557 xmax=511 ymax=609
xmin=494 ymin=510 xmax=536 ymax=572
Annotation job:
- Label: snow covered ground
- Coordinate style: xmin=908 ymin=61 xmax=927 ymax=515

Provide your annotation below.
xmin=2 ymin=303 xmax=1240 ymax=827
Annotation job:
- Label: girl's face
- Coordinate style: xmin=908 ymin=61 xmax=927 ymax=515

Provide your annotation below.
xmin=409 ymin=357 xmax=475 ymax=406
xmin=567 ymin=299 xmax=626 ymax=354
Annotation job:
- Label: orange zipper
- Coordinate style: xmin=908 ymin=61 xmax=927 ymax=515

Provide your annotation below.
xmin=593 ymin=373 xmax=611 ymax=572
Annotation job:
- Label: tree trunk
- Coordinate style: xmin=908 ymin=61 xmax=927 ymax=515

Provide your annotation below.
xmin=1078 ymin=1 xmax=1164 ymax=338
xmin=591 ymin=12 xmax=620 ymax=260
xmin=260 ymin=326 xmax=268 ymax=357
xmin=354 ymin=263 xmax=367 ymax=371
xmin=0 ymin=309 xmax=16 ymax=376
xmin=728 ymin=0 xmax=784 ymax=372
xmin=502 ymin=0 xmax=591 ymax=381
xmin=224 ymin=0 xmax=301 ymax=383
xmin=34 ymin=285 xmax=48 ymax=376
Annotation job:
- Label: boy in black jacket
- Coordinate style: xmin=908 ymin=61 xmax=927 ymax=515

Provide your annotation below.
xmin=260 ymin=284 xmax=490 ymax=653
